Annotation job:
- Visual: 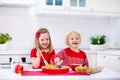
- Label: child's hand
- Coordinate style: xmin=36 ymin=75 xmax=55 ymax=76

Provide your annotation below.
xmin=54 ymin=57 xmax=63 ymax=65
xmin=37 ymin=49 xmax=41 ymax=58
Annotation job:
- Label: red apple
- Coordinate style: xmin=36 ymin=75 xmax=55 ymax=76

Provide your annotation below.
xmin=15 ymin=64 xmax=24 ymax=74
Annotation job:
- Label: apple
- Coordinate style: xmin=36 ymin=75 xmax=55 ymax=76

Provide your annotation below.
xmin=14 ymin=64 xmax=24 ymax=74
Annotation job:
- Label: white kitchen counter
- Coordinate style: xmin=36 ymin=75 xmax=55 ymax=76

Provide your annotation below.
xmin=0 ymin=49 xmax=120 ymax=55
xmin=0 ymin=49 xmax=30 ymax=55
xmin=84 ymin=49 xmax=120 ymax=56
xmin=0 ymin=68 xmax=120 ymax=80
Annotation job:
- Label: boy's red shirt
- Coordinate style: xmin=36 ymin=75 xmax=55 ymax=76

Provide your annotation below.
xmin=30 ymin=48 xmax=55 ymax=69
xmin=53 ymin=47 xmax=89 ymax=67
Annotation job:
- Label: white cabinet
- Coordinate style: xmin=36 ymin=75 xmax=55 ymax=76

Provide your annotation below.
xmin=67 ymin=0 xmax=92 ymax=11
xmin=37 ymin=0 xmax=92 ymax=14
xmin=0 ymin=0 xmax=36 ymax=7
xmin=97 ymin=54 xmax=120 ymax=73
xmin=86 ymin=50 xmax=120 ymax=73
xmin=93 ymin=0 xmax=120 ymax=13
xmin=114 ymin=0 xmax=120 ymax=13
xmin=86 ymin=53 xmax=97 ymax=68
xmin=37 ymin=0 xmax=65 ymax=10
xmin=37 ymin=0 xmax=120 ymax=16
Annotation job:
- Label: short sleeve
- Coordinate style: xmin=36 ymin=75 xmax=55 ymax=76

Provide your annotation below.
xmin=54 ymin=49 xmax=66 ymax=60
xmin=30 ymin=48 xmax=37 ymax=58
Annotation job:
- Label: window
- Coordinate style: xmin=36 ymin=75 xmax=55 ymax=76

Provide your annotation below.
xmin=46 ymin=0 xmax=62 ymax=6
xmin=70 ymin=0 xmax=86 ymax=7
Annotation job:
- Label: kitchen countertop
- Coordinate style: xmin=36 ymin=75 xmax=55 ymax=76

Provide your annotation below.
xmin=0 ymin=48 xmax=120 ymax=55
xmin=84 ymin=49 xmax=120 ymax=56
xmin=0 ymin=49 xmax=30 ymax=55
xmin=0 ymin=68 xmax=120 ymax=80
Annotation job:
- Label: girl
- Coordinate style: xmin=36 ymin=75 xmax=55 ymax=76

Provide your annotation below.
xmin=30 ymin=28 xmax=55 ymax=69
xmin=53 ymin=30 xmax=89 ymax=67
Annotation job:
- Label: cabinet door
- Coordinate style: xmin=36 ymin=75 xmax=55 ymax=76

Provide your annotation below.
xmin=97 ymin=54 xmax=120 ymax=73
xmin=38 ymin=0 xmax=65 ymax=10
xmin=97 ymin=54 xmax=108 ymax=67
xmin=114 ymin=0 xmax=120 ymax=13
xmin=68 ymin=0 xmax=92 ymax=11
xmin=93 ymin=0 xmax=114 ymax=12
xmin=93 ymin=0 xmax=120 ymax=13
xmin=37 ymin=0 xmax=92 ymax=14
xmin=0 ymin=0 xmax=35 ymax=6
xmin=86 ymin=53 xmax=97 ymax=68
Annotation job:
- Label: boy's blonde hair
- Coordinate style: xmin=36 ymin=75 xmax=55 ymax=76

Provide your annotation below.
xmin=35 ymin=28 xmax=53 ymax=52
xmin=65 ymin=30 xmax=81 ymax=46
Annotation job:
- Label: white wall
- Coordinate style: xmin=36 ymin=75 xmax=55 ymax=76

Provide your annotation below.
xmin=109 ymin=18 xmax=120 ymax=48
xmin=0 ymin=6 xmax=120 ymax=50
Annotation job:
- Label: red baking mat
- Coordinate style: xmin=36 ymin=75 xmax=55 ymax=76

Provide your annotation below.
xmin=21 ymin=71 xmax=90 ymax=76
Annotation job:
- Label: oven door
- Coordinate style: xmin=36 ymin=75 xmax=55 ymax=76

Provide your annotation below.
xmin=0 ymin=55 xmax=11 ymax=69
xmin=0 ymin=55 xmax=31 ymax=69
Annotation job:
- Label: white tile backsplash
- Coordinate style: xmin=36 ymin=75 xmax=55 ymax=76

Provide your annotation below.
xmin=0 ymin=7 xmax=120 ymax=50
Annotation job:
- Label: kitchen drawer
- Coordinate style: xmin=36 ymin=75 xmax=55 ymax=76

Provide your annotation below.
xmin=97 ymin=54 xmax=120 ymax=73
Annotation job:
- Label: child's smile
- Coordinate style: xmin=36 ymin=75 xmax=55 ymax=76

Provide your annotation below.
xmin=39 ymin=33 xmax=50 ymax=49
xmin=72 ymin=42 xmax=78 ymax=45
xmin=69 ymin=33 xmax=80 ymax=48
xmin=41 ymin=42 xmax=49 ymax=48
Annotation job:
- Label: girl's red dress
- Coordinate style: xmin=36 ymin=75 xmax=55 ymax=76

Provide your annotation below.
xmin=30 ymin=48 xmax=55 ymax=68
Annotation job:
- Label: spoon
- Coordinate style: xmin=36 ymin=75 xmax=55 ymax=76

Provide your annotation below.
xmin=56 ymin=60 xmax=63 ymax=68
xmin=38 ymin=49 xmax=49 ymax=66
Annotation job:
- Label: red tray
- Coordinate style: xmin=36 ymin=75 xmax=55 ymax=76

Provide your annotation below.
xmin=22 ymin=71 xmax=90 ymax=76
xmin=42 ymin=67 xmax=69 ymax=73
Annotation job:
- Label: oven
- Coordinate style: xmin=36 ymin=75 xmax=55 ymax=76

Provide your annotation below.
xmin=0 ymin=51 xmax=32 ymax=69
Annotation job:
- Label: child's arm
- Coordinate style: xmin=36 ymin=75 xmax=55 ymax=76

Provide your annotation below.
xmin=31 ymin=49 xmax=41 ymax=68
xmin=53 ymin=49 xmax=65 ymax=65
